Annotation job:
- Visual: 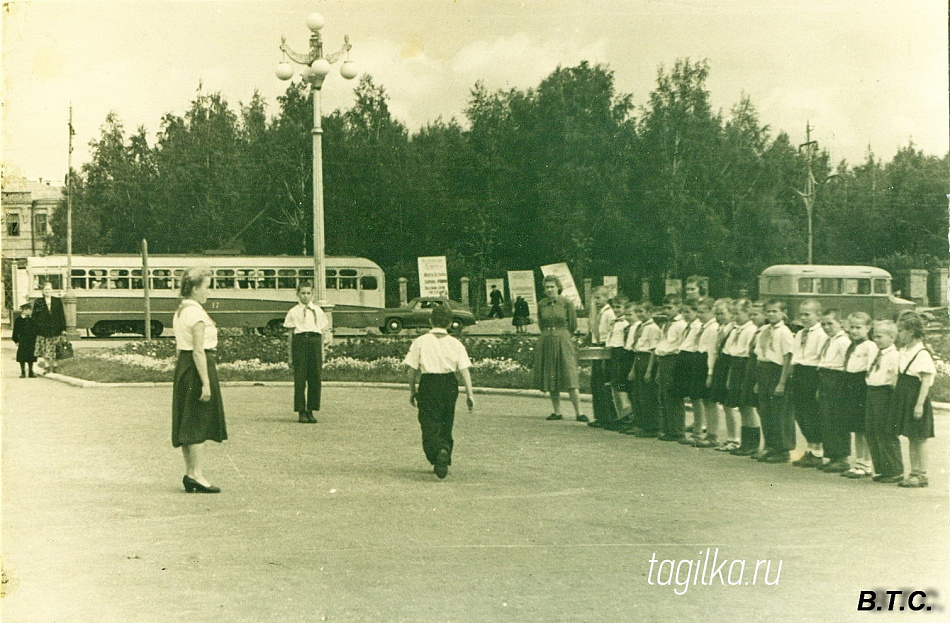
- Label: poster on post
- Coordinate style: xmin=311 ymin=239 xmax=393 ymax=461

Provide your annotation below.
xmin=417 ymin=256 xmax=449 ymax=298
xmin=506 ymin=270 xmax=538 ymax=318
xmin=540 ymin=262 xmax=583 ymax=309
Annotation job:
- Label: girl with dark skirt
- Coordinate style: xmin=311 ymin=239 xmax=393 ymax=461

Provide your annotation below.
xmin=13 ymin=302 xmax=38 ymax=377
xmin=894 ymin=313 xmax=936 ymax=489
xmin=533 ymin=275 xmax=586 ymax=422
xmin=172 ymin=267 xmax=227 ymax=493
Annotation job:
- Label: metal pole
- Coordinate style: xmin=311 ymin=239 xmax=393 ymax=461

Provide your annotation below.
xmin=312 ymin=87 xmax=327 ymax=309
xmin=63 ymin=104 xmax=78 ymax=337
xmin=142 ymin=239 xmax=151 ymax=340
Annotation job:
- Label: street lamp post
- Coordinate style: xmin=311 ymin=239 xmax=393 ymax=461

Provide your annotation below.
xmin=276 ymin=12 xmax=357 ymax=318
xmin=797 ymin=123 xmax=837 ymax=265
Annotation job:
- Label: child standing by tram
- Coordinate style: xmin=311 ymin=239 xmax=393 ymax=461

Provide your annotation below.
xmin=284 ymin=280 xmax=331 ymax=424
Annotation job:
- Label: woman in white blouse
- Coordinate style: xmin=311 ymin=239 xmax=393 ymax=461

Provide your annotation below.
xmin=172 ymin=267 xmax=227 ymax=493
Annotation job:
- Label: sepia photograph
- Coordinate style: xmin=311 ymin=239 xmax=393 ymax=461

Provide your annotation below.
xmin=2 ymin=1 xmax=948 ymax=620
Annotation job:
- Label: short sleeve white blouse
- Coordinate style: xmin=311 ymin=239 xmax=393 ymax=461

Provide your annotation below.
xmin=174 ymin=300 xmax=218 ymax=351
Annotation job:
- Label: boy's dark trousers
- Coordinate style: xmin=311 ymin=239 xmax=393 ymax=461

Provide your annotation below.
xmin=656 ymin=355 xmax=684 ymax=437
xmin=417 ymin=373 xmax=458 ymax=465
xmin=817 ymin=369 xmax=849 ymax=460
xmin=865 ymin=386 xmax=903 ymax=478
xmin=292 ymin=332 xmax=323 ymax=412
xmin=756 ymin=361 xmax=795 ymax=453
xmin=790 ymin=364 xmax=822 ymax=445
xmin=631 ymin=352 xmax=659 ymax=433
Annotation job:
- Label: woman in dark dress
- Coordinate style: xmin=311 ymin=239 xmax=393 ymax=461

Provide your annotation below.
xmin=172 ymin=267 xmax=227 ymax=493
xmin=533 ymin=276 xmax=587 ymax=422
xmin=12 ymin=302 xmax=38 ymax=377
xmin=33 ymin=281 xmax=67 ymax=374
xmin=512 ymin=296 xmax=531 ymax=333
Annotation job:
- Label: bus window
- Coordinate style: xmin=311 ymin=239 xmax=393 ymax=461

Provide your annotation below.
xmin=818 ymin=278 xmax=842 ymax=294
xmin=71 ymin=269 xmax=87 ymax=289
xmin=33 ymin=273 xmax=63 ymax=290
xmin=89 ymin=269 xmax=108 ymax=289
xmin=258 ymin=269 xmax=277 ymax=289
xmin=131 ymin=269 xmax=144 ymax=289
xmin=798 ymin=278 xmax=814 ymax=294
xmin=151 ymin=269 xmax=172 ymax=290
xmin=237 ymin=269 xmax=256 ymax=289
xmin=339 ymin=268 xmax=358 ymax=290
xmin=326 ymin=269 xmax=337 ymax=290
xmin=278 ymin=269 xmax=297 ymax=289
xmin=110 ymin=269 xmax=130 ymax=289
xmin=172 ymin=269 xmax=183 ymax=291
xmin=215 ymin=269 xmax=235 ymax=290
xmin=873 ymin=279 xmax=888 ymax=294
xmin=844 ymin=278 xmax=871 ymax=295
xmin=360 ymin=275 xmax=378 ymax=290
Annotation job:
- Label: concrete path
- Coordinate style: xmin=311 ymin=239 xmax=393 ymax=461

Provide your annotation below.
xmin=2 ymin=341 xmax=947 ymax=622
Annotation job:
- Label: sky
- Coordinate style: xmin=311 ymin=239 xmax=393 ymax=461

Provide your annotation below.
xmin=2 ymin=0 xmax=947 ymax=184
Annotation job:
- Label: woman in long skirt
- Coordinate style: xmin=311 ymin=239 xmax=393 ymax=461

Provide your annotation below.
xmin=532 ymin=276 xmax=586 ymax=421
xmin=172 ymin=267 xmax=227 ymax=493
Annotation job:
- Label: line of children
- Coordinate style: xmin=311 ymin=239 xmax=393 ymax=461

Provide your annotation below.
xmin=590 ymin=294 xmax=936 ymax=489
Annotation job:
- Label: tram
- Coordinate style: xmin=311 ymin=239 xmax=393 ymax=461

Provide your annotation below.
xmin=16 ymin=255 xmax=386 ymax=336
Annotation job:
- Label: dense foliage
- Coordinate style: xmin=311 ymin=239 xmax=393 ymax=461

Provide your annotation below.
xmin=50 ymin=60 xmax=948 ymax=308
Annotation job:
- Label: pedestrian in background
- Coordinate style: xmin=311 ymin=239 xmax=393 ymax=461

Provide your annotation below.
xmin=284 ymin=280 xmax=330 ymax=423
xmin=12 ymin=302 xmax=38 ymax=378
xmin=488 ymin=285 xmax=505 ymax=319
xmin=512 ymin=296 xmax=531 ymax=333
xmin=172 ymin=267 xmax=227 ymax=494
xmin=32 ymin=281 xmax=66 ymax=374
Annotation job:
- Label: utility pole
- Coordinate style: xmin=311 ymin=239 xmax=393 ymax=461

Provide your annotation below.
xmin=63 ymin=104 xmax=79 ymax=337
xmin=798 ymin=122 xmax=818 ymax=265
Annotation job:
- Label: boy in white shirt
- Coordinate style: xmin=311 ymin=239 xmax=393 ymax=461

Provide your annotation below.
xmin=864 ymin=320 xmax=902 ymax=483
xmin=405 ymin=304 xmax=475 ymax=479
xmin=284 ymin=280 xmax=331 ymax=423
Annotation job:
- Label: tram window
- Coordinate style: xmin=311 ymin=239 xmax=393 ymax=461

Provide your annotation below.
xmin=873 ymin=279 xmax=888 ymax=294
xmin=71 ymin=269 xmax=87 ymax=289
xmin=360 ymin=276 xmax=378 ymax=290
xmin=299 ymin=269 xmax=314 ymax=278
xmin=326 ymin=269 xmax=337 ymax=290
xmin=110 ymin=269 xmax=130 ymax=289
xmin=818 ymin=278 xmax=842 ymax=294
xmin=278 ymin=269 xmax=297 ymax=289
xmin=150 ymin=269 xmax=172 ymax=290
xmin=237 ymin=269 xmax=256 ymax=289
xmin=215 ymin=269 xmax=235 ymax=290
xmin=798 ymin=278 xmax=814 ymax=294
xmin=131 ymin=269 xmax=144 ymax=290
xmin=89 ymin=269 xmax=108 ymax=289
xmin=258 ymin=269 xmax=277 ymax=289
xmin=33 ymin=274 xmax=63 ymax=290
xmin=339 ymin=278 xmax=357 ymax=289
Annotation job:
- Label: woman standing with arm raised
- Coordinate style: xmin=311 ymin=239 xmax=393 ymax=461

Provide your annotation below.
xmin=533 ymin=275 xmax=587 ymax=422
xmin=172 ymin=267 xmax=227 ymax=493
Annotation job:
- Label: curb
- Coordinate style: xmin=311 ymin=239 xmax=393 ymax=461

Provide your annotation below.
xmin=39 ymin=372 xmax=595 ymax=402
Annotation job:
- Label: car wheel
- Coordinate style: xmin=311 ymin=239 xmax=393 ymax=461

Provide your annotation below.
xmin=385 ymin=318 xmax=403 ymax=334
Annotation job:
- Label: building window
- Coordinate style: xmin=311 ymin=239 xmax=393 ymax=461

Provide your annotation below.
xmin=6 ymin=213 xmax=20 ymax=236
xmin=34 ymin=213 xmax=48 ymax=235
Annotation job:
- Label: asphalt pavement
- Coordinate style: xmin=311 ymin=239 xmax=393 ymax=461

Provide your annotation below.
xmin=2 ymin=339 xmax=947 ymax=622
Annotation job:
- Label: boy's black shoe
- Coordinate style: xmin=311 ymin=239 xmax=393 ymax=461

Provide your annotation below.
xmin=434 ymin=449 xmax=449 ymax=479
xmin=545 ymin=413 xmax=563 ymax=421
xmin=20 ymin=373 xmax=25 ymax=378
xmin=298 ymin=412 xmax=315 ymax=423
xmin=28 ymin=372 xmax=36 ymax=378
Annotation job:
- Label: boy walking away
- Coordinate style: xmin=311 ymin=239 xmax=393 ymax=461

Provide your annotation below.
xmin=12 ymin=302 xmax=38 ymax=377
xmin=284 ymin=280 xmax=331 ymax=423
xmin=405 ymin=304 xmax=475 ymax=479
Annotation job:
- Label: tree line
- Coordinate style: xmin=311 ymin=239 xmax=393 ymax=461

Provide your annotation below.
xmin=50 ymin=58 xmax=948 ymax=308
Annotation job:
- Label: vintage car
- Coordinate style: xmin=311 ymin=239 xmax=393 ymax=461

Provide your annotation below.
xmin=378 ymin=297 xmax=477 ymax=334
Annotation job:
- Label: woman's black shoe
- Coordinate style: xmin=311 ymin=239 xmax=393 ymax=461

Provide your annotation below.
xmin=545 ymin=413 xmax=563 ymax=420
xmin=183 ymin=475 xmax=221 ymax=493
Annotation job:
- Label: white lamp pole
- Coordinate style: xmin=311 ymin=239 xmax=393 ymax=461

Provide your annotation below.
xmin=276 ymin=13 xmax=357 ymax=316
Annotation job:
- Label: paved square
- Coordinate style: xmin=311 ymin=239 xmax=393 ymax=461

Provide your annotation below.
xmin=2 ymin=350 xmax=947 ymax=622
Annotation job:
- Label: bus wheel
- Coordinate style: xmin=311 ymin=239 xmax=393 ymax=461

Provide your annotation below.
xmin=91 ymin=322 xmax=115 ymax=338
xmin=385 ymin=318 xmax=403 ymax=334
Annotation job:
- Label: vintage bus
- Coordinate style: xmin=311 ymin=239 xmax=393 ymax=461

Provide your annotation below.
xmin=16 ymin=255 xmax=386 ymax=336
xmin=757 ymin=265 xmax=914 ymax=322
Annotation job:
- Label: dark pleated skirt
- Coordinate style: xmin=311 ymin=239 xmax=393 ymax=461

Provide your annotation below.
xmin=172 ymin=351 xmax=227 ymax=448
xmin=533 ymin=329 xmax=580 ymax=392
xmin=896 ymin=373 xmax=935 ymax=439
